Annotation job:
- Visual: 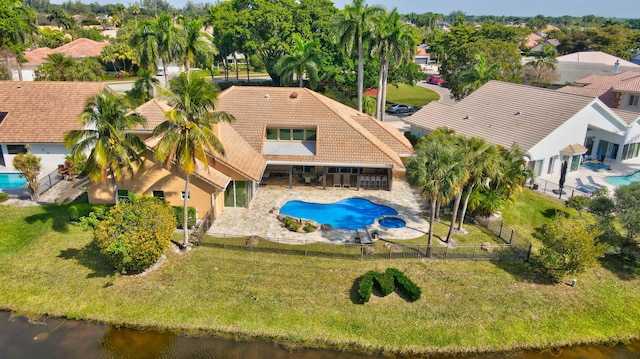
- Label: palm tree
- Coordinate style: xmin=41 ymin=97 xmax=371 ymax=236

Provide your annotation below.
xmin=127 ymin=69 xmax=160 ymax=106
xmin=129 ymin=20 xmax=160 ymax=73
xmin=179 ymin=18 xmax=217 ymax=73
xmin=276 ymin=34 xmax=320 ymax=88
xmin=0 ymin=0 xmax=37 ymax=81
xmin=64 ymin=89 xmax=147 ymax=205
xmin=407 ymin=136 xmax=466 ymax=253
xmin=36 ymin=53 xmax=74 ymax=81
xmin=495 ymin=144 xmax=533 ymax=204
xmin=370 ymin=9 xmax=415 ymax=120
xmin=152 ymin=72 xmax=234 ymax=248
xmin=333 ymin=0 xmax=384 ymax=113
xmin=456 ymin=137 xmax=500 ymax=232
xmin=457 ymin=52 xmax=501 ymax=98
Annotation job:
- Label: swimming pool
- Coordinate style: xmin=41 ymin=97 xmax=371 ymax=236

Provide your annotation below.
xmin=0 ymin=173 xmax=27 ymax=190
xmin=279 ymin=198 xmax=397 ymax=230
xmin=605 ymin=170 xmax=640 ymax=187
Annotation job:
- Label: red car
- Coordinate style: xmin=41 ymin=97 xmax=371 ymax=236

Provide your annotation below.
xmin=427 ymin=75 xmax=446 ymax=86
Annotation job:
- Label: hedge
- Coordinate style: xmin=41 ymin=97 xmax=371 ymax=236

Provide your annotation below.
xmin=0 ymin=192 xmax=8 ymax=202
xmin=356 ymin=268 xmax=422 ymax=304
xmin=68 ymin=203 xmax=113 ymax=221
xmin=173 ymin=206 xmax=196 ymax=229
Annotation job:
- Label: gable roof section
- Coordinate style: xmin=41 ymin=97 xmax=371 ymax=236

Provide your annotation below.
xmin=557 ymin=51 xmax=639 ymax=67
xmin=216 ymin=87 xmax=408 ymax=169
xmin=137 ymin=101 xmax=266 ymax=183
xmin=404 ymin=81 xmax=596 ymax=152
xmin=557 ymin=71 xmax=640 ymax=107
xmin=0 ymin=81 xmax=106 ymax=143
xmin=24 ymin=38 xmax=108 ymax=63
xmin=611 ymin=108 xmax=640 ymax=125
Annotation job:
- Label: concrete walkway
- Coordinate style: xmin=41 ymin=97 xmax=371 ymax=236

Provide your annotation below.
xmin=207 ymin=179 xmax=430 ymax=245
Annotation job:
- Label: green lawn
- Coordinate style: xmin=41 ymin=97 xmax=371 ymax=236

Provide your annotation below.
xmin=385 ymin=83 xmax=440 ymax=107
xmin=0 ymin=193 xmax=638 ymax=357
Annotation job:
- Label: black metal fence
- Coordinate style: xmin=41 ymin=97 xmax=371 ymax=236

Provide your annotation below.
xmin=200 ymin=232 xmax=531 ymax=262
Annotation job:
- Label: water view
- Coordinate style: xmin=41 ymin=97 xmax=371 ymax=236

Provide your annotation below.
xmin=1 ymin=312 xmax=638 ymax=359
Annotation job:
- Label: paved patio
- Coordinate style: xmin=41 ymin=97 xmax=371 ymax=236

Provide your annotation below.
xmin=207 ymin=179 xmax=430 ymax=244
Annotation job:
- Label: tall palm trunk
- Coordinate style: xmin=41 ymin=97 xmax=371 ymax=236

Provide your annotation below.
xmin=16 ymin=59 xmax=23 ymax=81
xmin=3 ymin=54 xmax=13 ymax=81
xmin=427 ymin=198 xmax=436 ymax=256
xmin=357 ymin=35 xmax=364 ymax=113
xmin=233 ymin=52 xmax=239 ymax=82
xmin=375 ymin=62 xmax=384 ymax=118
xmin=298 ymin=65 xmax=304 ymax=87
xmin=457 ymin=184 xmax=475 ymax=231
xmin=380 ymin=59 xmax=390 ymax=122
xmin=246 ymin=56 xmax=250 ymax=83
xmin=183 ymin=174 xmax=190 ymax=248
xmin=446 ymin=190 xmax=463 ymax=242
xmin=111 ymin=174 xmax=119 ymax=206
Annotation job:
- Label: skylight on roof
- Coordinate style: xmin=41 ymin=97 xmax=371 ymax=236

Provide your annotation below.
xmin=0 ymin=112 xmax=7 ymax=124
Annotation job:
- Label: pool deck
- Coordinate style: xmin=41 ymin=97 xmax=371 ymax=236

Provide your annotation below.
xmin=207 ymin=179 xmax=430 ymax=244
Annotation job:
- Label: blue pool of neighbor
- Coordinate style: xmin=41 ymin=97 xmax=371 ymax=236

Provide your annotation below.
xmin=0 ymin=173 xmax=27 ymax=190
xmin=605 ymin=170 xmax=640 ymax=187
xmin=279 ymin=198 xmax=397 ymax=230
xmin=583 ymin=161 xmax=609 ymax=170
xmin=379 ymin=217 xmax=406 ymax=229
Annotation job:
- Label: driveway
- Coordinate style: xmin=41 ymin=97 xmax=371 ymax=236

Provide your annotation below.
xmin=382 ymin=81 xmax=454 ymax=130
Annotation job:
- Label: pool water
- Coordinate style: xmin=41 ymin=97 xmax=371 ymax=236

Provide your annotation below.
xmin=605 ymin=170 xmax=640 ymax=187
xmin=379 ymin=217 xmax=406 ymax=229
xmin=0 ymin=173 xmax=27 ymax=190
xmin=279 ymin=198 xmax=397 ymax=230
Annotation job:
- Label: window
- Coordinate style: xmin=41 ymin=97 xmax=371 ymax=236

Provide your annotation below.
xmin=152 ymin=190 xmax=165 ymax=200
xmin=117 ymin=189 xmax=129 ymax=201
xmin=181 ymin=191 xmax=190 ymax=200
xmin=7 ymin=144 xmax=27 ymax=154
xmin=628 ymin=95 xmax=639 ymax=107
xmin=224 ymin=181 xmax=248 ymax=208
xmin=265 ymin=127 xmax=317 ymax=142
xmin=547 ymin=156 xmax=556 ymax=174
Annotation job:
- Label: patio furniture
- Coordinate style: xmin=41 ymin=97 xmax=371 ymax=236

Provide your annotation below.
xmin=587 ymin=175 xmax=604 ymax=188
xmin=381 ymin=176 xmax=388 ymax=188
xmin=333 ymin=173 xmax=341 ymax=187
xmin=316 ymin=175 xmax=324 ymax=185
xmin=576 ymin=178 xmax=598 ymax=191
xmin=342 ymin=173 xmax=351 ymax=188
xmin=373 ymin=175 xmax=381 ymax=188
xmin=304 ymin=176 xmax=312 ymax=185
xmin=359 ymin=175 xmax=366 ymax=187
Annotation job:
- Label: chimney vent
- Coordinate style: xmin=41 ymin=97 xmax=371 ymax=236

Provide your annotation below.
xmin=290 ymin=92 xmax=298 ymax=99
xmin=613 ymin=59 xmax=620 ymax=74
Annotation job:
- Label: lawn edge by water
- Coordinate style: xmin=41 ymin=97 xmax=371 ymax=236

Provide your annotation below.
xmin=0 ymin=198 xmax=639 ymax=357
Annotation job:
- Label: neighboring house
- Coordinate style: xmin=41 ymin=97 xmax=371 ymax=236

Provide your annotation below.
xmin=554 ymin=51 xmax=640 ymax=84
xmin=525 ymin=33 xmax=543 ymax=49
xmin=404 ymin=81 xmax=640 ymax=179
xmin=557 ymin=71 xmax=640 ymax=112
xmin=529 ymin=39 xmax=560 ymax=53
xmin=88 ymin=87 xmax=415 ymax=220
xmin=0 ymin=81 xmax=106 ymax=174
xmin=19 ymin=38 xmax=109 ymax=81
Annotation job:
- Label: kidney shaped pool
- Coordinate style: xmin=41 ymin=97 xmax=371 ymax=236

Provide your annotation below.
xmin=279 ymin=198 xmax=397 ymax=230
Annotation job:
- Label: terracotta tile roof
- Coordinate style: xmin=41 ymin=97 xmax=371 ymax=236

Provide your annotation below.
xmin=351 ymin=115 xmax=414 ymax=156
xmin=216 ymin=87 xmax=408 ymax=169
xmin=404 ymin=81 xmax=597 ymax=152
xmin=0 ymin=81 xmax=106 ymax=143
xmin=139 ymin=106 xmax=266 ymax=183
xmin=24 ymin=38 xmax=108 ymax=64
xmin=611 ymin=108 xmax=640 ymax=124
xmin=133 ymin=99 xmax=172 ymax=131
xmin=557 ymin=51 xmax=639 ymax=67
xmin=526 ymin=33 xmax=542 ymax=48
xmin=557 ymin=71 xmax=640 ymax=107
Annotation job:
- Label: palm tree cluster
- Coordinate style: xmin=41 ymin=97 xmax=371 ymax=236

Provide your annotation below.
xmin=406 ymin=129 xmax=532 ymax=250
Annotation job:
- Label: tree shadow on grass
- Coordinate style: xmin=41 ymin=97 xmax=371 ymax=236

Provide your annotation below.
xmin=541 ymin=208 xmax=570 ymax=219
xmin=492 ymin=258 xmax=559 ymax=285
xmin=599 ymin=253 xmax=640 ymax=281
xmin=25 ymin=203 xmax=71 ymax=233
xmin=58 ymin=241 xmax=113 ymax=279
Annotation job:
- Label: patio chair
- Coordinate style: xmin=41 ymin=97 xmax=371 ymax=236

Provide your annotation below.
xmin=363 ymin=175 xmax=370 ymax=187
xmin=342 ymin=173 xmax=351 ymax=188
xmin=316 ymin=175 xmax=324 ymax=185
xmin=587 ymin=175 xmax=604 ymax=188
xmin=304 ymin=176 xmax=312 ymax=185
xmin=333 ymin=173 xmax=341 ymax=187
xmin=576 ymin=178 xmax=598 ymax=191
xmin=381 ymin=176 xmax=388 ymax=188
xmin=373 ymin=175 xmax=381 ymax=188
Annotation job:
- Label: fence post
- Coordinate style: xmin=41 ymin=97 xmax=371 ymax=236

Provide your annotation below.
xmin=472 ymin=245 xmax=476 ymax=260
xmin=499 ymin=221 xmax=504 ymax=238
xmin=509 ymin=229 xmax=514 ymax=244
xmin=445 ymin=244 xmax=448 ymax=260
xmin=500 ymin=244 xmax=504 ymax=260
xmin=527 ymin=243 xmax=532 ymax=260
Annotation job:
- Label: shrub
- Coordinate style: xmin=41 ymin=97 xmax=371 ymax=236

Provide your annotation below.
xmin=283 ymin=217 xmax=301 ymax=232
xmin=94 ymin=196 xmax=175 ymax=273
xmin=303 ymin=223 xmax=316 ymax=232
xmin=357 ymin=268 xmax=422 ymax=304
xmin=68 ymin=204 xmax=112 ymax=221
xmin=173 ymin=206 xmax=195 ymax=229
xmin=0 ymin=192 xmax=8 ymax=202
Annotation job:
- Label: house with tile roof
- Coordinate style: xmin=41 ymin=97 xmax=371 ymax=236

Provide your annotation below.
xmin=557 ymin=71 xmax=640 ymax=112
xmin=0 ymin=81 xmax=107 ymax=174
xmin=554 ymin=51 xmax=640 ymax=84
xmin=87 ymin=86 xmax=414 ymax=219
xmin=403 ymin=81 xmax=640 ymax=179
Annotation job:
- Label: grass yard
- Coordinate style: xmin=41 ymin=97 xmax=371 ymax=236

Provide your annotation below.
xmin=0 ymin=192 xmax=638 ymax=356
xmin=385 ymin=83 xmax=440 ymax=107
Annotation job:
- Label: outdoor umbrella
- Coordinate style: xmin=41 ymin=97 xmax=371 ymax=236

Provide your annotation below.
xmin=558 ymin=160 xmax=568 ymax=199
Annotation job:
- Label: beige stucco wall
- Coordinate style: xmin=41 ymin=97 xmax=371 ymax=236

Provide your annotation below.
xmin=87 ymin=154 xmax=221 ymax=219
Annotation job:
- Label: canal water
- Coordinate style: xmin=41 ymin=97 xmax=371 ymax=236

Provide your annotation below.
xmin=0 ymin=312 xmax=638 ymax=358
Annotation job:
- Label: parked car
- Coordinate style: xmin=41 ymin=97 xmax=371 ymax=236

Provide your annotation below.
xmin=386 ymin=104 xmax=414 ymax=114
xmin=156 ymin=68 xmax=165 ymax=76
xmin=427 ymin=75 xmax=446 ymax=86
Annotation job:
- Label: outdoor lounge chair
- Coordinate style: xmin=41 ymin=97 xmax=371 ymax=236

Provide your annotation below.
xmin=587 ymin=176 xmax=604 ymax=188
xmin=333 ymin=173 xmax=341 ymax=187
xmin=342 ymin=173 xmax=351 ymax=188
xmin=576 ymin=178 xmax=598 ymax=191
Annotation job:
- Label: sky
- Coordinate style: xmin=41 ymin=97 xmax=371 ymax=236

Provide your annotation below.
xmin=50 ymin=0 xmax=638 ymax=18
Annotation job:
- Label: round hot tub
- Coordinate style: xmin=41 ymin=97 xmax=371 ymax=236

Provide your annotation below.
xmin=378 ymin=217 xmax=406 ymax=229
